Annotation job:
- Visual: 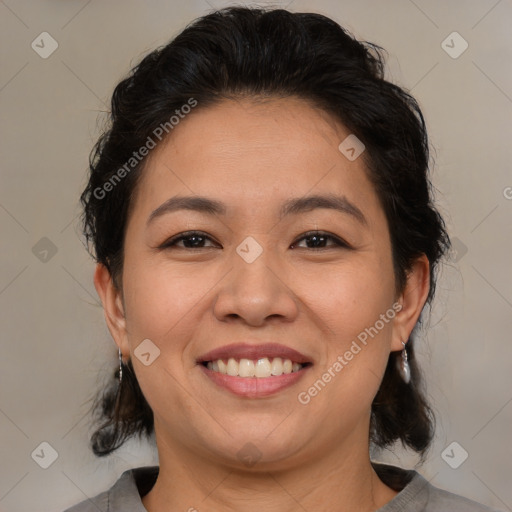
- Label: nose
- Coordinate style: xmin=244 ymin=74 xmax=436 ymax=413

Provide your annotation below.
xmin=212 ymin=241 xmax=299 ymax=327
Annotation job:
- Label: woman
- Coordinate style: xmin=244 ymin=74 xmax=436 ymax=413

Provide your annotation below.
xmin=65 ymin=6 xmax=501 ymax=512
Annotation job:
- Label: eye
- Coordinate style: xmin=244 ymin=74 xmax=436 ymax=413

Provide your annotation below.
xmin=159 ymin=230 xmax=350 ymax=251
xmin=290 ymin=231 xmax=350 ymax=250
xmin=159 ymin=231 xmax=220 ymax=249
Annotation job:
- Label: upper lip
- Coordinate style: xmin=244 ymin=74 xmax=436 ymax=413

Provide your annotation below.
xmin=197 ymin=343 xmax=313 ymax=364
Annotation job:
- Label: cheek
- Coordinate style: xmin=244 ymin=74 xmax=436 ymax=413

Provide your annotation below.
xmin=121 ymin=254 xmax=207 ymax=344
xmin=301 ymin=253 xmax=396 ymax=404
xmin=306 ymin=257 xmax=396 ymax=338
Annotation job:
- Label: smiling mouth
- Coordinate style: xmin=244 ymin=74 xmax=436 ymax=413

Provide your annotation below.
xmin=201 ymin=357 xmax=312 ymax=378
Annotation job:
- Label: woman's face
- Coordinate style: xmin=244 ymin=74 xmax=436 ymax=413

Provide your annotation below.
xmin=97 ymin=97 xmax=428 ymax=469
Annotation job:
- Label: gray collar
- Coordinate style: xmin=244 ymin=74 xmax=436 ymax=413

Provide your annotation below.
xmin=92 ymin=463 xmax=429 ymax=511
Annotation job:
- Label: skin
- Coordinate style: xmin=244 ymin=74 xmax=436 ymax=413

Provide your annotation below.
xmin=94 ymin=96 xmax=430 ymax=512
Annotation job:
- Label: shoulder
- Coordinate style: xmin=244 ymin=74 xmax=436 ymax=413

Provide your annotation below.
xmin=62 ymin=489 xmax=108 ymax=512
xmin=372 ymin=463 xmax=503 ymax=512
xmin=62 ymin=466 xmax=159 ymax=512
xmin=426 ymin=483 xmax=503 ymax=512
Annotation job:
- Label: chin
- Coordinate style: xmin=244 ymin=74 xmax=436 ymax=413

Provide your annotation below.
xmin=199 ymin=427 xmax=307 ymax=470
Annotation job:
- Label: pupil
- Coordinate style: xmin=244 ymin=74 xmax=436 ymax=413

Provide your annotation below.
xmin=309 ymin=235 xmax=324 ymax=248
xmin=186 ymin=235 xmax=203 ymax=248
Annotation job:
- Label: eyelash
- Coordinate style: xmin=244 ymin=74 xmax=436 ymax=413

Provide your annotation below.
xmin=159 ymin=230 xmax=351 ymax=251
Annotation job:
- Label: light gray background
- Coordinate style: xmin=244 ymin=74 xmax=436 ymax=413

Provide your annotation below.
xmin=1 ymin=1 xmax=511 ymax=511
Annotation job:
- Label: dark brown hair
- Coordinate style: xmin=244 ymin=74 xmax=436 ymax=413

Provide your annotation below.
xmin=81 ymin=6 xmax=450 ymax=457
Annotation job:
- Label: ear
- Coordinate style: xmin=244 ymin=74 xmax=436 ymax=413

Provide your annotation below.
xmin=391 ymin=254 xmax=430 ymax=352
xmin=93 ymin=263 xmax=130 ymax=356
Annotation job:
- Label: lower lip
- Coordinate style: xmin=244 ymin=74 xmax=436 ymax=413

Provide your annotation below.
xmin=199 ymin=364 xmax=311 ymax=398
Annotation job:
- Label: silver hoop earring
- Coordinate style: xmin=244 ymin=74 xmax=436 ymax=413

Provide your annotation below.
xmin=118 ymin=348 xmax=123 ymax=385
xmin=397 ymin=341 xmax=411 ymax=384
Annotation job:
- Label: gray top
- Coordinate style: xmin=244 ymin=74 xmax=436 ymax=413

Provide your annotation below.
xmin=63 ymin=463 xmax=502 ymax=512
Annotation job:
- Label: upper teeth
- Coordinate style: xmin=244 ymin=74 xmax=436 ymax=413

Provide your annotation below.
xmin=206 ymin=357 xmax=302 ymax=378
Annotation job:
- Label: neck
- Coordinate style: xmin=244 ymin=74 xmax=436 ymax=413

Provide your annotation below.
xmin=142 ymin=423 xmax=397 ymax=512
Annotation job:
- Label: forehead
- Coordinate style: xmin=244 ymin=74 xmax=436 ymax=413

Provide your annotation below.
xmin=130 ymin=96 xmax=383 ymax=226
xmin=166 ymin=96 xmax=347 ymax=157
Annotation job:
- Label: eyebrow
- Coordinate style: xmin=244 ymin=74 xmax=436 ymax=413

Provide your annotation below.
xmin=147 ymin=193 xmax=367 ymax=226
